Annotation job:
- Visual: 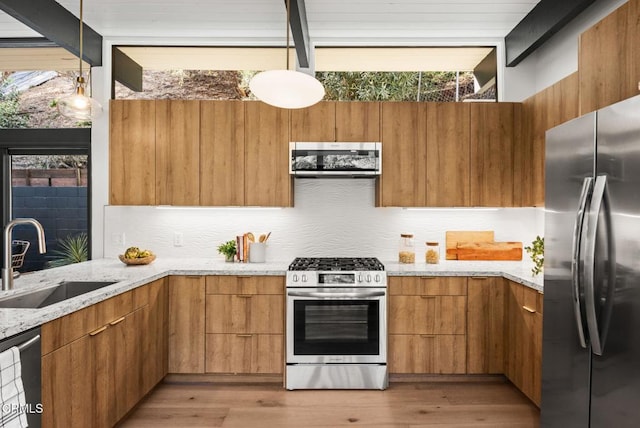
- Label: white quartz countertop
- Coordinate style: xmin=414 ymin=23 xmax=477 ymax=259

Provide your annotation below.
xmin=0 ymin=258 xmax=543 ymax=340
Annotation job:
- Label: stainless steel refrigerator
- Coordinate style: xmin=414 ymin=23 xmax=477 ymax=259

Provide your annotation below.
xmin=542 ymin=94 xmax=640 ymax=427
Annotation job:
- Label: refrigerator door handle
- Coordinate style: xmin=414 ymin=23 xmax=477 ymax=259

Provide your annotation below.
xmin=583 ymin=175 xmax=616 ymax=356
xmin=571 ymin=177 xmax=592 ymax=349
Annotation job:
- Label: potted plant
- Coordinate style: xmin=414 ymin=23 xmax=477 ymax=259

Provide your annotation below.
xmin=524 ymin=236 xmax=544 ymax=276
xmin=217 ymin=240 xmax=237 ymax=262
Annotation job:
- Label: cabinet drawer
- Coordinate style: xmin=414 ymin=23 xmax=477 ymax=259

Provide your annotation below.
xmin=205 ymin=334 xmax=283 ymax=374
xmin=205 ymin=275 xmax=284 ymax=295
xmin=389 ymin=334 xmax=466 ymax=374
xmin=205 ymin=294 xmax=284 ymax=334
xmin=389 ymin=276 xmax=467 ymax=296
xmin=389 ymin=295 xmax=466 ymax=335
xmin=42 ymin=290 xmax=134 ymax=355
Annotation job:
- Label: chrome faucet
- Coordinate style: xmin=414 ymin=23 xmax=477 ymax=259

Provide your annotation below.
xmin=2 ymin=218 xmax=47 ymax=291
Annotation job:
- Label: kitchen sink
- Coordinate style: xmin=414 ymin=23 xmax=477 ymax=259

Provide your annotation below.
xmin=0 ymin=281 xmax=117 ymax=309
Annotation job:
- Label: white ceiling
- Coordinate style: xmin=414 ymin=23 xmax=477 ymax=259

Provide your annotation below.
xmin=0 ymin=0 xmax=541 ymax=70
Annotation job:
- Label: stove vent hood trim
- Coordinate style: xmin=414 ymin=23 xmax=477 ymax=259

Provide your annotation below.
xmin=289 ymin=142 xmax=382 ymax=178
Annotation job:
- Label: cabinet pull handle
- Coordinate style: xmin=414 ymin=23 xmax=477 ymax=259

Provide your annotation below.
xmin=236 ymin=295 xmax=253 ymax=298
xmin=420 ymin=334 xmax=436 ymax=338
xmin=236 ymin=276 xmax=252 ymax=278
xmin=420 ymin=277 xmax=436 ymax=280
xmin=420 ymin=295 xmax=436 ymax=299
xmin=89 ymin=326 xmax=108 ymax=336
xmin=185 ymin=275 xmax=201 ymax=279
xmin=522 ymin=306 xmax=536 ymax=314
xmin=470 ymin=276 xmax=489 ymax=280
xmin=109 ymin=316 xmax=126 ymax=326
xmin=236 ymin=334 xmax=253 ymax=338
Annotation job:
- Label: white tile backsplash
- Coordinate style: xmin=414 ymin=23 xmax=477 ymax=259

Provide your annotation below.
xmin=104 ymin=179 xmax=544 ymax=262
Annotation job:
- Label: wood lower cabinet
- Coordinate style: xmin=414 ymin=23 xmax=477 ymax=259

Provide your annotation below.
xmin=388 ymin=277 xmax=467 ymax=374
xmin=41 ymin=280 xmax=167 ymax=428
xmin=466 ymin=277 xmax=506 ymax=374
xmin=168 ymin=275 xmax=205 ymax=373
xmin=204 ymin=276 xmax=284 ymax=374
xmin=505 ymin=280 xmax=543 ymax=406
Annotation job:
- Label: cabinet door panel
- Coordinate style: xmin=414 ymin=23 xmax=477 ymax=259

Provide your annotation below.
xmin=389 ymin=276 xmax=467 ymax=296
xmin=290 ymin=101 xmax=336 ymax=141
xmin=156 ymin=100 xmax=201 ymax=205
xmin=109 ymin=100 xmax=156 ymax=205
xmin=335 ymin=102 xmax=380 ymax=141
xmin=248 ymin=294 xmax=284 ymax=334
xmin=245 ymin=102 xmax=291 ymax=206
xmin=206 ymin=294 xmax=249 ymax=333
xmin=467 ymin=277 xmax=505 ymax=374
xmin=252 ymin=334 xmax=283 ymax=374
xmin=389 ymin=295 xmax=466 ymax=335
xmin=42 ymin=337 xmax=94 ymax=428
xmin=206 ymin=275 xmax=284 ymax=295
xmin=200 ymin=100 xmax=245 ymax=205
xmin=426 ymin=102 xmax=470 ymax=206
xmin=380 ymin=102 xmax=427 ymax=206
xmin=470 ymin=103 xmax=515 ymax=207
xmin=389 ymin=334 xmax=466 ymax=374
xmin=168 ymin=276 xmax=205 ymax=373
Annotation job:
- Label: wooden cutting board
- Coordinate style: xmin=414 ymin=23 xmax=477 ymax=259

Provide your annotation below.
xmin=456 ymin=242 xmax=523 ymax=261
xmin=445 ymin=231 xmax=494 ymax=260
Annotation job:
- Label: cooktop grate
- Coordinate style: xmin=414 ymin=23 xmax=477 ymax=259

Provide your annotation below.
xmin=288 ymin=257 xmax=385 ymax=271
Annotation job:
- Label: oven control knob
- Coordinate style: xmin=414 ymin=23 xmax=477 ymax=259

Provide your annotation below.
xmin=375 ymin=274 xmax=381 ymax=283
xmin=366 ymin=274 xmax=372 ymax=282
xmin=358 ymin=274 xmax=363 ymax=283
xmin=302 ymin=274 xmax=307 ymax=282
xmin=293 ymin=274 xmax=299 ymax=282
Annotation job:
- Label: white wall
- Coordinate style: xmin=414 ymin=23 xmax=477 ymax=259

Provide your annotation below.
xmin=503 ymin=0 xmax=628 ymax=101
xmin=103 ymin=179 xmax=543 ymax=262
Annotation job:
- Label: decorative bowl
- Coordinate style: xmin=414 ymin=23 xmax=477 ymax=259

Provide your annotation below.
xmin=118 ymin=254 xmax=156 ymax=265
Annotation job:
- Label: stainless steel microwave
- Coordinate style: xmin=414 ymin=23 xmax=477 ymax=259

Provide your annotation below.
xmin=289 ymin=142 xmax=382 ymax=177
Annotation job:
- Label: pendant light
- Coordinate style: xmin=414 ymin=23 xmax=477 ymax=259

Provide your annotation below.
xmin=57 ymin=0 xmax=103 ymax=120
xmin=249 ymin=0 xmax=324 ymax=109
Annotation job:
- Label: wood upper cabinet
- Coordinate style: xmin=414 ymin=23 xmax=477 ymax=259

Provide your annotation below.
xmin=168 ymin=275 xmax=205 ymax=373
xmin=110 ymin=100 xmax=156 ymax=205
xmin=579 ymin=0 xmax=640 ymax=115
xmin=204 ymin=275 xmax=284 ymax=374
xmin=426 ymin=102 xmax=470 ymax=206
xmin=156 ymin=100 xmax=201 ymax=205
xmin=244 ymin=102 xmax=292 ymax=207
xmin=290 ymin=101 xmax=336 ymax=141
xmin=470 ymin=103 xmax=516 ymax=207
xmin=200 ymin=100 xmax=245 ymax=205
xmin=505 ymin=280 xmax=543 ymax=407
xmin=388 ymin=276 xmax=467 ymax=374
xmin=335 ymin=101 xmax=381 ymax=141
xmin=466 ymin=277 xmax=506 ymax=374
xmin=379 ymin=102 xmax=427 ymax=207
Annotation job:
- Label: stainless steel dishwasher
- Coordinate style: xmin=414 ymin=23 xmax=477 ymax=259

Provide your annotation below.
xmin=0 ymin=327 xmax=41 ymax=428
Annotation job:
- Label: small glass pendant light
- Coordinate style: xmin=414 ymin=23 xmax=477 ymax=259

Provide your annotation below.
xmin=57 ymin=0 xmax=102 ymax=120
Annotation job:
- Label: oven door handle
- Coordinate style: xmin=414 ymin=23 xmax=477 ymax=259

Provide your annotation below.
xmin=287 ymin=291 xmax=385 ymax=299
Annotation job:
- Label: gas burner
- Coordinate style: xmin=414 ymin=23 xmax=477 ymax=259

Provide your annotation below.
xmin=288 ymin=257 xmax=385 ymax=271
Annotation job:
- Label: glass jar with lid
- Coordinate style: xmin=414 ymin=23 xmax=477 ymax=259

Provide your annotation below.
xmin=399 ymin=233 xmax=416 ymax=264
xmin=425 ymin=241 xmax=440 ymax=264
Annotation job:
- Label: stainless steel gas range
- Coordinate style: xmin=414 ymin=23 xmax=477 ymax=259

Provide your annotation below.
xmin=285 ymin=257 xmax=388 ymax=390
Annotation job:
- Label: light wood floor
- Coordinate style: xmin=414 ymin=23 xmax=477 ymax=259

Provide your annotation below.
xmin=120 ymin=378 xmax=540 ymax=428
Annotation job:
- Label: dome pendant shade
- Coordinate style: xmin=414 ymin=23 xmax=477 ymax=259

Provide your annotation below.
xmin=250 ymin=70 xmax=325 ymax=109
xmin=58 ymin=76 xmax=103 ymax=120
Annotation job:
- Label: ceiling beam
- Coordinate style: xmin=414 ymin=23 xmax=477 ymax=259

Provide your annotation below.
xmin=0 ymin=0 xmax=102 ymax=66
xmin=0 ymin=37 xmax=57 ymax=48
xmin=285 ymin=0 xmax=310 ymax=69
xmin=112 ymin=47 xmax=143 ymax=96
xmin=505 ymin=0 xmax=596 ymax=67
